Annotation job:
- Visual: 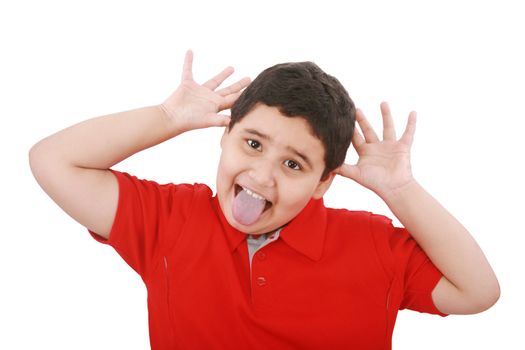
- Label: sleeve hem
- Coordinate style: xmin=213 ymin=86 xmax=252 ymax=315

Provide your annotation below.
xmin=427 ymin=270 xmax=449 ymax=317
xmin=86 ymin=169 xmax=124 ymax=247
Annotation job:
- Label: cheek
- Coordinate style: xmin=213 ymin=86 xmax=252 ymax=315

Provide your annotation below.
xmin=218 ymin=150 xmax=237 ymax=174
xmin=217 ymin=150 xmax=245 ymax=189
xmin=216 ymin=158 xmax=231 ymax=190
xmin=277 ymin=179 xmax=318 ymax=209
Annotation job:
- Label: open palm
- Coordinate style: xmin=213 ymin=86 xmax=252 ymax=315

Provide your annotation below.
xmin=161 ymin=50 xmax=251 ymax=132
xmin=336 ymin=102 xmax=417 ymax=199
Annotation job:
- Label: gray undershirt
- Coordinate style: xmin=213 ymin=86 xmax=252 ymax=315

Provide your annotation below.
xmin=246 ymin=228 xmax=282 ymax=269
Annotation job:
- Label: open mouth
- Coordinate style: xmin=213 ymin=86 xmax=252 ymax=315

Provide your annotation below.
xmin=234 ymin=184 xmax=273 ymax=212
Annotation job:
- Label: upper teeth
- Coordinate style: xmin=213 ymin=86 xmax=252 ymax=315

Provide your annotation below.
xmin=243 ymin=187 xmax=266 ymax=201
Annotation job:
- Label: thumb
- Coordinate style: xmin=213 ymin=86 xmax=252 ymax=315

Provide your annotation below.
xmin=335 ymin=163 xmax=361 ymax=181
xmin=204 ymin=113 xmax=231 ymax=128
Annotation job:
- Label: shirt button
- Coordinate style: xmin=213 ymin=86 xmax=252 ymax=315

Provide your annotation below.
xmin=256 ymin=276 xmax=267 ymax=286
xmin=257 ymin=252 xmax=266 ymax=260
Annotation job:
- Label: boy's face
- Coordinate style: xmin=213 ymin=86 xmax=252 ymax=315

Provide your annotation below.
xmin=217 ymin=104 xmax=334 ymax=235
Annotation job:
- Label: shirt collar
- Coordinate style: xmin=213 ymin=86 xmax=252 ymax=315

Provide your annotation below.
xmin=212 ymin=196 xmax=327 ymax=261
xmin=278 ymin=198 xmax=327 ymax=261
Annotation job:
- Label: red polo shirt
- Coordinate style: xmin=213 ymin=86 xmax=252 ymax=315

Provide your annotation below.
xmin=89 ymin=170 xmax=447 ymax=350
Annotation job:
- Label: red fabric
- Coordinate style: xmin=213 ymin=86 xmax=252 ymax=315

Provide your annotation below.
xmin=89 ymin=170 xmax=447 ymax=350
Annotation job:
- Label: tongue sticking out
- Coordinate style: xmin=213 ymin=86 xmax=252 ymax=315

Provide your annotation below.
xmin=232 ymin=188 xmax=266 ymax=226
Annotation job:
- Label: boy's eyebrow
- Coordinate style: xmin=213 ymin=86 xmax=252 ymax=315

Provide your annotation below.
xmin=244 ymin=128 xmax=270 ymax=141
xmin=243 ymin=128 xmax=313 ymax=169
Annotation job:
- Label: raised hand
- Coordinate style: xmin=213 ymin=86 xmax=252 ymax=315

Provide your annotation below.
xmin=161 ymin=50 xmax=251 ymax=132
xmin=336 ymin=102 xmax=417 ymax=200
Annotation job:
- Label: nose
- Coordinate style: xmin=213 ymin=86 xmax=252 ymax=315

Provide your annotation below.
xmin=248 ymin=158 xmax=276 ymax=188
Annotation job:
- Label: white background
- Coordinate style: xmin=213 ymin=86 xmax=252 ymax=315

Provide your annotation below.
xmin=1 ymin=0 xmax=523 ymax=349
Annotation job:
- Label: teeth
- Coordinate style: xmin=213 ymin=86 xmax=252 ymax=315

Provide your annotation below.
xmin=242 ymin=186 xmax=266 ymax=201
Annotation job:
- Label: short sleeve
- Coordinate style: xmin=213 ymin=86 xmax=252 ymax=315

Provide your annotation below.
xmin=371 ymin=214 xmax=448 ymax=317
xmin=88 ymin=170 xmax=197 ymax=281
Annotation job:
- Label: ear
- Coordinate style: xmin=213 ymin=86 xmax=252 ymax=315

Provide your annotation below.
xmin=312 ymin=172 xmax=336 ymax=199
xmin=220 ymin=126 xmax=230 ymax=149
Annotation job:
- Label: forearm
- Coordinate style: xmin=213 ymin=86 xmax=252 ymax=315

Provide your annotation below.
xmin=383 ymin=181 xmax=499 ymax=299
xmin=31 ymin=105 xmax=181 ymax=169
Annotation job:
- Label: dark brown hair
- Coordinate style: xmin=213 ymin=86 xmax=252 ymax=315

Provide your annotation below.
xmin=229 ymin=61 xmax=355 ymax=179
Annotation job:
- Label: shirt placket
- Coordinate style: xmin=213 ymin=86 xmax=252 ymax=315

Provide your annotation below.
xmin=249 ymin=230 xmax=280 ymax=306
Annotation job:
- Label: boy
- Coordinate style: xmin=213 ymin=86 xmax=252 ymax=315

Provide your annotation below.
xmin=29 ymin=51 xmax=499 ymax=349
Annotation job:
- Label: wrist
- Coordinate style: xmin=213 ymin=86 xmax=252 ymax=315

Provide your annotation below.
xmin=380 ymin=178 xmax=421 ymax=207
xmin=157 ymin=104 xmax=189 ymax=136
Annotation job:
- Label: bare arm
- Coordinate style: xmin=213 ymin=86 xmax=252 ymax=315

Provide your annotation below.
xmin=336 ymin=103 xmax=500 ymax=314
xmin=29 ymin=51 xmax=250 ymax=239
xmin=383 ymin=180 xmax=500 ymax=314
xmin=29 ymin=106 xmax=179 ymax=238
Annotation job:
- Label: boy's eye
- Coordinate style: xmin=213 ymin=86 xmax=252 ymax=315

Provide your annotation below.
xmin=284 ymin=159 xmax=301 ymax=170
xmin=247 ymin=139 xmax=262 ymax=151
